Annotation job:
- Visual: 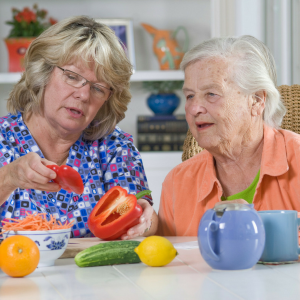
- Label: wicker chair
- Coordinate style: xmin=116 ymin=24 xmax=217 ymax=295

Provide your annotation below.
xmin=181 ymin=84 xmax=300 ymax=162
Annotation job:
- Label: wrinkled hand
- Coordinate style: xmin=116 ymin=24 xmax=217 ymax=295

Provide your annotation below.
xmin=121 ymin=199 xmax=153 ymax=240
xmin=215 ymin=199 xmax=249 ymax=205
xmin=7 ymin=152 xmax=60 ymax=192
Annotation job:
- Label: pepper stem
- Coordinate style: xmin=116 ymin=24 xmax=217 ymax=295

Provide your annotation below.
xmin=136 ymin=190 xmax=152 ymax=200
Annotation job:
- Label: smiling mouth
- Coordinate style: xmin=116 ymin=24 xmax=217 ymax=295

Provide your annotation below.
xmin=197 ymin=123 xmax=213 ymax=129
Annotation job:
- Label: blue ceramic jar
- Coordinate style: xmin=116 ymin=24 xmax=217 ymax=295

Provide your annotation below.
xmin=147 ymin=93 xmax=180 ymax=115
xmin=198 ymin=203 xmax=265 ymax=270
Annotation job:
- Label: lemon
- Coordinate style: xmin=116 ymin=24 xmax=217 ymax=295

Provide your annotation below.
xmin=134 ymin=236 xmax=178 ymax=267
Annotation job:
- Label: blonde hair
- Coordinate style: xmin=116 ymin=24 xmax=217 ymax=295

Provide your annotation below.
xmin=7 ymin=15 xmax=132 ymax=140
xmin=181 ymin=35 xmax=286 ymax=128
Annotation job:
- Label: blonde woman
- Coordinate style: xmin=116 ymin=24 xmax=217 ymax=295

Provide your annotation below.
xmin=0 ymin=16 xmax=158 ymax=239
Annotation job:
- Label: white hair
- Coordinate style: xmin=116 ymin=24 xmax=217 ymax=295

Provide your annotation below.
xmin=180 ymin=35 xmax=286 ymax=128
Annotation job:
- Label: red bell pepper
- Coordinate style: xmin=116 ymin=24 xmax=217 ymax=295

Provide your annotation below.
xmin=47 ymin=165 xmax=84 ymax=195
xmin=87 ymin=186 xmax=152 ymax=240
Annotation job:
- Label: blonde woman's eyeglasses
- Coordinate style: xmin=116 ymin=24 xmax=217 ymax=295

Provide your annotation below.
xmin=56 ymin=66 xmax=113 ymax=101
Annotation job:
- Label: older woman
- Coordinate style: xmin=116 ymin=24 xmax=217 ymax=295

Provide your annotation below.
xmin=157 ymin=35 xmax=300 ymax=236
xmin=0 ymin=16 xmax=158 ymax=239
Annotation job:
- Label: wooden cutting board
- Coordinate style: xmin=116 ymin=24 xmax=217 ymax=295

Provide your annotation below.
xmin=60 ymin=237 xmax=145 ymax=259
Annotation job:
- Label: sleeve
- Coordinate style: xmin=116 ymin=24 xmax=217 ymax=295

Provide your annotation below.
xmin=0 ymin=130 xmax=14 ymax=167
xmin=157 ymin=170 xmax=176 ymax=236
xmin=0 ymin=127 xmax=16 ymax=220
xmin=103 ymin=131 xmax=153 ymax=205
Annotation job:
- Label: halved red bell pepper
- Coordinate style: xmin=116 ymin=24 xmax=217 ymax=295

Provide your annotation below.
xmin=87 ymin=186 xmax=152 ymax=240
xmin=47 ymin=165 xmax=84 ymax=195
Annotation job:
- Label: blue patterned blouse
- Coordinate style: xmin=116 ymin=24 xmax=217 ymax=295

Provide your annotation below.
xmin=0 ymin=112 xmax=152 ymax=238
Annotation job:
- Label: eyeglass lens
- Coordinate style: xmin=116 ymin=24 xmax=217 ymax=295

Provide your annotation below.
xmin=62 ymin=70 xmax=111 ymax=100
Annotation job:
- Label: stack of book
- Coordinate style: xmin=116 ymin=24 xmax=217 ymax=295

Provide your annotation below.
xmin=137 ymin=114 xmax=188 ymax=151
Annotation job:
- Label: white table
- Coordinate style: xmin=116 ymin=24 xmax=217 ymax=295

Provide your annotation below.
xmin=0 ymin=236 xmax=299 ymax=300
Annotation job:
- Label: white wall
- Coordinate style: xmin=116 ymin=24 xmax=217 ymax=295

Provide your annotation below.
xmin=0 ymin=0 xmax=211 ymax=72
xmin=141 ymin=152 xmax=183 ymax=213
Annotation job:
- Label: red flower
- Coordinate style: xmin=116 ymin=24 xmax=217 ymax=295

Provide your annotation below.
xmin=49 ymin=17 xmax=57 ymax=25
xmin=14 ymin=7 xmax=36 ymax=23
xmin=14 ymin=13 xmax=22 ymax=23
xmin=7 ymin=4 xmax=57 ymax=37
xmin=22 ymin=7 xmax=36 ymax=23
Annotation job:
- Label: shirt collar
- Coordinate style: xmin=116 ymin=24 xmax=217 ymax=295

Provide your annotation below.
xmin=198 ymin=151 xmax=220 ymax=202
xmin=197 ymin=124 xmax=289 ymax=203
xmin=260 ymin=124 xmax=289 ymax=177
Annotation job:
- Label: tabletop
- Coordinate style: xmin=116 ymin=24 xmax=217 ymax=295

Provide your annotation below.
xmin=1 ymin=236 xmax=300 ymax=300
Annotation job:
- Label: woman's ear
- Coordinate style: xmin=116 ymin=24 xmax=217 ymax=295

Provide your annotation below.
xmin=251 ymin=90 xmax=266 ymax=116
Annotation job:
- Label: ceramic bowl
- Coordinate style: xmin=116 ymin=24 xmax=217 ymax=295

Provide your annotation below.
xmin=2 ymin=228 xmax=71 ymax=267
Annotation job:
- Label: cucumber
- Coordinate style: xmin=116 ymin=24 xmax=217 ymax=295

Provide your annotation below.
xmin=74 ymin=240 xmax=141 ymax=267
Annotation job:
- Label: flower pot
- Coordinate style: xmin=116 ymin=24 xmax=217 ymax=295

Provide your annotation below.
xmin=147 ymin=93 xmax=180 ymax=115
xmin=4 ymin=37 xmax=35 ymax=72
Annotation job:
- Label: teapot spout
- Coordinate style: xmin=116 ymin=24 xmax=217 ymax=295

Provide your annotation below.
xmin=141 ymin=23 xmax=158 ymax=35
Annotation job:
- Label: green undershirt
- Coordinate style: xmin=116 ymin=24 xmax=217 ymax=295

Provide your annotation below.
xmin=221 ymin=170 xmax=260 ymax=204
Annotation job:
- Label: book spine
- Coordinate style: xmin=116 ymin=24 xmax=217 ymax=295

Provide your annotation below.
xmin=138 ymin=143 xmax=184 ymax=152
xmin=137 ymin=114 xmax=186 ymax=122
xmin=137 ymin=120 xmax=188 ymax=133
xmin=137 ymin=133 xmax=187 ymax=144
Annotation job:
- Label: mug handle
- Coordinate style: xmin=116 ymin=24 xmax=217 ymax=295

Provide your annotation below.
xmin=201 ymin=221 xmax=220 ymax=261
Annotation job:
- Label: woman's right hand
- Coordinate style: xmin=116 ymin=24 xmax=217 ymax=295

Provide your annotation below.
xmin=6 ymin=152 xmax=60 ymax=192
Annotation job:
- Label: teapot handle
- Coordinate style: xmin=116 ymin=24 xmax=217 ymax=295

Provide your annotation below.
xmin=172 ymin=26 xmax=189 ymax=53
xmin=201 ymin=221 xmax=219 ymax=261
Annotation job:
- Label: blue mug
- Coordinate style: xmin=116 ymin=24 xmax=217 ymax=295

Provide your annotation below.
xmin=258 ymin=210 xmax=300 ymax=262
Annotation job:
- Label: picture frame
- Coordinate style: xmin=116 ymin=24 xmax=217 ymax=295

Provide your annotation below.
xmin=95 ymin=18 xmax=136 ymax=71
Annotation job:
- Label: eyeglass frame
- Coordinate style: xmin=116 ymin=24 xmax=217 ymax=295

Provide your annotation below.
xmin=56 ymin=66 xmax=113 ymax=101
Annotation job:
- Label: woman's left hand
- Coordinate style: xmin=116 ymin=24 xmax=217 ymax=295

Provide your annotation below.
xmin=121 ymin=199 xmax=158 ymax=240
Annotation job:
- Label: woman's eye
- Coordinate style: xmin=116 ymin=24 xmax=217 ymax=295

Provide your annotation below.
xmin=186 ymin=94 xmax=194 ymax=100
xmin=66 ymin=74 xmax=79 ymax=81
xmin=207 ymin=92 xmax=216 ymax=97
xmin=92 ymin=85 xmax=105 ymax=95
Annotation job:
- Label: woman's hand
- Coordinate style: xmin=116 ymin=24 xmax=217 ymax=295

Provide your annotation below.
xmin=6 ymin=152 xmax=61 ymax=192
xmin=121 ymin=199 xmax=158 ymax=240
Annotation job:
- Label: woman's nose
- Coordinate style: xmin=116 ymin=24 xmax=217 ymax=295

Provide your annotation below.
xmin=185 ymin=99 xmax=207 ymax=116
xmin=73 ymin=83 xmax=91 ymax=100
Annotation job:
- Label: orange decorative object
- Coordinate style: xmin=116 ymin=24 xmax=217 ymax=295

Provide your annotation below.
xmin=4 ymin=37 xmax=35 ymax=72
xmin=0 ymin=235 xmax=40 ymax=277
xmin=141 ymin=23 xmax=189 ymax=70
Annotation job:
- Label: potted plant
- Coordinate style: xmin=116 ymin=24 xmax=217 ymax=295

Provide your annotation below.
xmin=142 ymin=80 xmax=184 ymax=115
xmin=4 ymin=4 xmax=57 ymax=72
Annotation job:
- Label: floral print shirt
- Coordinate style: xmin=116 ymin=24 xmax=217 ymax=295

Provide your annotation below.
xmin=0 ymin=112 xmax=152 ymax=238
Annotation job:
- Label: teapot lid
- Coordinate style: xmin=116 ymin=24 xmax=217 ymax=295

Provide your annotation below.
xmin=213 ymin=203 xmax=252 ymax=217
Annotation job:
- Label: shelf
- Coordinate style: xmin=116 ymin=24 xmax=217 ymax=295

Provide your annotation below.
xmin=0 ymin=73 xmax=21 ymax=84
xmin=131 ymin=70 xmax=184 ymax=81
xmin=0 ymin=70 xmax=184 ymax=84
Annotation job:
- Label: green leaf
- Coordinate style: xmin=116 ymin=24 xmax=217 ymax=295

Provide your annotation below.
xmin=142 ymin=80 xmax=184 ymax=94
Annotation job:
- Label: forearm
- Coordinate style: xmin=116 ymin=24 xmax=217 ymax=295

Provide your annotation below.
xmin=0 ymin=164 xmax=15 ymax=206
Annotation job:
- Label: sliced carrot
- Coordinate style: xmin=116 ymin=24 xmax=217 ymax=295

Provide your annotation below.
xmin=0 ymin=212 xmax=74 ymax=232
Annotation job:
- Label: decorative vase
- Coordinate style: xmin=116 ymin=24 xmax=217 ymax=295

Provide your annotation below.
xmin=141 ymin=23 xmax=189 ymax=70
xmin=147 ymin=93 xmax=180 ymax=115
xmin=4 ymin=37 xmax=35 ymax=72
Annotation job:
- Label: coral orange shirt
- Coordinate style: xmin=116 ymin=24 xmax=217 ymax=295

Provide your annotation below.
xmin=157 ymin=125 xmax=300 ymax=236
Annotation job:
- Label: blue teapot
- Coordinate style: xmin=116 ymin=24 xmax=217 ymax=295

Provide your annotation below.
xmin=198 ymin=203 xmax=265 ymax=270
